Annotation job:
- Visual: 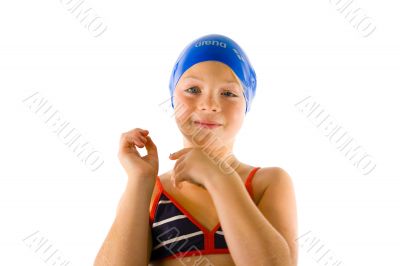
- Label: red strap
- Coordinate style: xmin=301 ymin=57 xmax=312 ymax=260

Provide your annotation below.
xmin=245 ymin=167 xmax=261 ymax=199
xmin=149 ymin=176 xmax=163 ymax=223
xmin=150 ymin=168 xmax=261 ymax=224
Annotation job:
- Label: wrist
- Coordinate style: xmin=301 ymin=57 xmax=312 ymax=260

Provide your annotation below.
xmin=126 ymin=175 xmax=155 ymax=191
xmin=204 ymin=167 xmax=238 ymax=191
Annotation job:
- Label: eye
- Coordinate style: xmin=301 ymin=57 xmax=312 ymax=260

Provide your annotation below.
xmin=184 ymin=87 xmax=238 ymax=97
xmin=185 ymin=87 xmax=200 ymax=94
xmin=222 ymin=90 xmax=238 ymax=97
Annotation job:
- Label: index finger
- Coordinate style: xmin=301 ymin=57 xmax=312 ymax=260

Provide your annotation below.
xmin=169 ymin=147 xmax=192 ymax=159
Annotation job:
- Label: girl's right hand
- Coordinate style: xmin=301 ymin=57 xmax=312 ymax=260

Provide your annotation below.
xmin=118 ymin=128 xmax=159 ymax=183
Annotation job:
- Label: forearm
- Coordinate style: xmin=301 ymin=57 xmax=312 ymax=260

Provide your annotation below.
xmin=94 ymin=178 xmax=155 ymax=266
xmin=205 ymin=172 xmax=291 ymax=266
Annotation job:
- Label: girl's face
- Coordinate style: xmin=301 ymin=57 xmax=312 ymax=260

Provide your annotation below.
xmin=173 ymin=61 xmax=246 ymax=148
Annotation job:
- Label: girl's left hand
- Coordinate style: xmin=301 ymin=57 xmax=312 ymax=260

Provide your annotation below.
xmin=169 ymin=147 xmax=229 ymax=189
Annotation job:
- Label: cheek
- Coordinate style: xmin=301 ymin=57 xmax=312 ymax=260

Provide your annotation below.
xmin=174 ymin=89 xmax=193 ymax=107
xmin=231 ymin=112 xmax=245 ymax=127
xmin=173 ymin=92 xmax=194 ymax=125
xmin=224 ymin=103 xmax=245 ymax=128
xmin=174 ymin=91 xmax=199 ymax=119
xmin=224 ymin=99 xmax=246 ymax=115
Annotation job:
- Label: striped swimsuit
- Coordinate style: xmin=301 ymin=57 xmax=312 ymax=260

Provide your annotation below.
xmin=149 ymin=166 xmax=261 ymax=262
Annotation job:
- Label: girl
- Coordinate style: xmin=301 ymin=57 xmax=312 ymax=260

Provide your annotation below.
xmin=94 ymin=34 xmax=298 ymax=266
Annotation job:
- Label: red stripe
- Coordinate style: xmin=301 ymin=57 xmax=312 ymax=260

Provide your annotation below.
xmin=149 ymin=176 xmax=163 ymax=224
xmin=156 ymin=248 xmax=230 ymax=261
xmin=245 ymin=167 xmax=261 ymax=200
xmin=160 ymin=184 xmax=219 ymax=235
xmin=150 ymin=167 xmax=261 ymax=257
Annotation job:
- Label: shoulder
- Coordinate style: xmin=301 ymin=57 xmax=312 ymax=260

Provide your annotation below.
xmin=251 ymin=166 xmax=294 ymax=205
xmin=258 ymin=166 xmax=293 ymax=183
xmin=254 ymin=166 xmax=298 ymax=265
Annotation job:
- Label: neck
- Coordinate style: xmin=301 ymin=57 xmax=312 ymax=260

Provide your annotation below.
xmin=182 ymin=136 xmax=242 ymax=174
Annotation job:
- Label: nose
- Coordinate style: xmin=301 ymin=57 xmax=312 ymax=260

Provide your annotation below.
xmin=198 ymin=93 xmax=220 ymax=112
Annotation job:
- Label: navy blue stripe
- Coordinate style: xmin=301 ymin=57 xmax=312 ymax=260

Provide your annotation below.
xmin=214 ymin=234 xmax=228 ymax=249
xmin=150 ymin=192 xmax=229 ymax=261
xmin=153 ymin=217 xmax=201 ymax=241
xmin=150 ymin=233 xmax=204 ymax=261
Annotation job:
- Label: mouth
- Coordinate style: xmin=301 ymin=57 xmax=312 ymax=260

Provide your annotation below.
xmin=193 ymin=120 xmax=222 ymax=129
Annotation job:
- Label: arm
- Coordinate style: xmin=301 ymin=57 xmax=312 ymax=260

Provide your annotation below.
xmin=205 ymin=167 xmax=297 ymax=266
xmin=94 ymin=178 xmax=155 ymax=266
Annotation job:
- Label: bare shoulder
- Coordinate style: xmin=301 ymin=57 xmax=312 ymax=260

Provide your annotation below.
xmin=255 ymin=166 xmax=293 ymax=184
xmin=253 ymin=166 xmax=298 ymax=265
xmin=149 ymin=167 xmax=294 ymax=208
xmin=251 ymin=166 xmax=294 ymax=205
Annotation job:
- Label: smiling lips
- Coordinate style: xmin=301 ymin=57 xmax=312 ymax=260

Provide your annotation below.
xmin=193 ymin=120 xmax=222 ymax=129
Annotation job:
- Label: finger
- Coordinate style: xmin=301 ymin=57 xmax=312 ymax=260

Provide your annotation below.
xmin=129 ymin=134 xmax=146 ymax=146
xmin=119 ymin=133 xmax=142 ymax=154
xmin=136 ymin=129 xmax=149 ymax=144
xmin=174 ymin=159 xmax=185 ymax=173
xmin=143 ymin=135 xmax=158 ymax=158
xmin=139 ymin=129 xmax=149 ymax=135
xmin=120 ymin=133 xmax=141 ymax=148
xmin=138 ymin=135 xmax=147 ymax=144
xmin=171 ymin=161 xmax=184 ymax=186
xmin=169 ymin=147 xmax=192 ymax=159
xmin=120 ymin=128 xmax=147 ymax=147
xmin=171 ymin=166 xmax=184 ymax=188
xmin=171 ymin=158 xmax=183 ymax=177
xmin=131 ymin=135 xmax=146 ymax=147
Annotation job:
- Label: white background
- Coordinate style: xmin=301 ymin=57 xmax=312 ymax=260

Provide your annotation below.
xmin=1 ymin=0 xmax=399 ymax=265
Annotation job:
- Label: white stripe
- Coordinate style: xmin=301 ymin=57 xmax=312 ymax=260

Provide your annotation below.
xmin=153 ymin=231 xmax=204 ymax=250
xmin=158 ymin=200 xmax=172 ymax=204
xmin=215 ymin=231 xmax=224 ymax=236
xmin=152 ymin=215 xmax=187 ymax=227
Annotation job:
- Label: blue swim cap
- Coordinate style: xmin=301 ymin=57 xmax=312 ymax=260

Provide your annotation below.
xmin=169 ymin=34 xmax=257 ymax=114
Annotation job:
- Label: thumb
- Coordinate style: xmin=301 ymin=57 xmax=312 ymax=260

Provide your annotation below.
xmin=144 ymin=135 xmax=158 ymax=158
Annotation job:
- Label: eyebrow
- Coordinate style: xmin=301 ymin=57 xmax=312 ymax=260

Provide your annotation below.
xmin=184 ymin=76 xmax=239 ymax=85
